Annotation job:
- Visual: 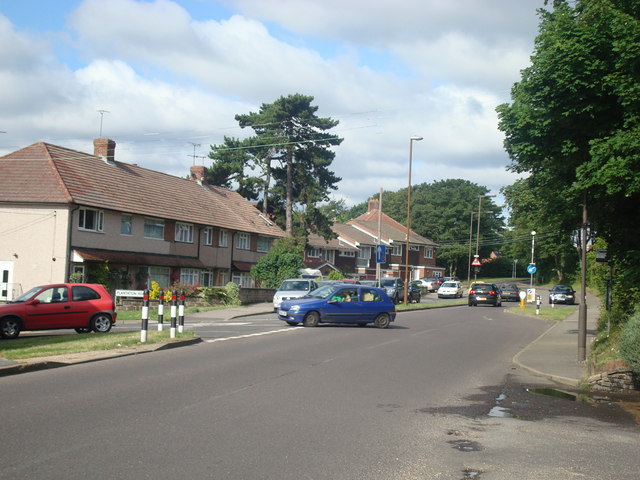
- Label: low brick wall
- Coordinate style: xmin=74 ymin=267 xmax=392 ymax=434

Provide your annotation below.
xmin=239 ymin=287 xmax=276 ymax=304
xmin=587 ymin=368 xmax=639 ymax=392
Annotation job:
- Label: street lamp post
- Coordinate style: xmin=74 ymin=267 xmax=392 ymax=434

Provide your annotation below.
xmin=473 ymin=194 xmax=496 ymax=281
xmin=404 ymin=135 xmax=423 ymax=305
xmin=530 ymin=230 xmax=537 ymax=286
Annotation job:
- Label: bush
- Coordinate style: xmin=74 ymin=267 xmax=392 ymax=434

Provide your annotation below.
xmin=619 ymin=311 xmax=640 ymax=374
xmin=198 ymin=282 xmax=241 ymax=306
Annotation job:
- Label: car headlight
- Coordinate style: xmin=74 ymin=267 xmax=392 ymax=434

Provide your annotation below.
xmin=289 ymin=305 xmax=299 ymax=311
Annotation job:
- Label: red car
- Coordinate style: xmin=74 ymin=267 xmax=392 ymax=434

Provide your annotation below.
xmin=0 ymin=283 xmax=117 ymax=339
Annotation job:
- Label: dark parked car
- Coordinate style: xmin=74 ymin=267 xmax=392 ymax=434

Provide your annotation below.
xmin=549 ymin=285 xmax=576 ymax=304
xmin=498 ymin=283 xmax=521 ymax=302
xmin=377 ymin=277 xmax=405 ymax=304
xmin=277 ymin=284 xmax=396 ymax=328
xmin=468 ymin=283 xmax=502 ymax=307
xmin=408 ymin=281 xmax=422 ymax=303
xmin=0 ymin=283 xmax=117 ymax=339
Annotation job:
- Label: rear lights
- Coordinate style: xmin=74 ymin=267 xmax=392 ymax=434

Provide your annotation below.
xmin=469 ymin=289 xmax=476 ymax=295
xmin=489 ymin=290 xmax=496 ymax=295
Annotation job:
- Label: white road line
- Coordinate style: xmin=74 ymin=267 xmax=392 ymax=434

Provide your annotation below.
xmin=204 ymin=327 xmax=303 ymax=343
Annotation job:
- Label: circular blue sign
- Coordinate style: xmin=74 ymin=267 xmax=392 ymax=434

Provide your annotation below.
xmin=527 ymin=264 xmax=537 ymax=274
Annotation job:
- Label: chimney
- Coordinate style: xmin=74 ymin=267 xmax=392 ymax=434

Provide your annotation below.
xmin=368 ymin=198 xmax=380 ymax=212
xmin=93 ymin=138 xmax=116 ymax=165
xmin=190 ymin=165 xmax=207 ymax=185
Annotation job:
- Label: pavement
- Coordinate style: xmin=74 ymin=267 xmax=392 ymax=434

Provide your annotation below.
xmin=0 ymin=294 xmax=599 ymax=386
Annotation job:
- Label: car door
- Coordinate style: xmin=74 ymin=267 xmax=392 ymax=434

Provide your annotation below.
xmin=23 ymin=286 xmax=78 ymax=329
xmin=325 ymin=287 xmax=360 ymax=323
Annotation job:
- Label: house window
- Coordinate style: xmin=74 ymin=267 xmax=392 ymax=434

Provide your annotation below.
xmin=120 ymin=215 xmax=132 ymax=235
xmin=144 ymin=218 xmax=164 ymax=239
xmin=390 ymin=245 xmax=402 ymax=256
xmin=148 ymin=266 xmax=170 ymax=289
xmin=219 ymin=270 xmax=229 ymax=286
xmin=203 ymin=227 xmax=213 ymax=246
xmin=308 ymin=247 xmax=320 ymax=258
xmin=236 ymin=232 xmax=250 ymax=250
xmin=175 ymin=223 xmax=194 ymax=243
xmin=232 ymin=272 xmax=252 ymax=288
xmin=78 ymin=208 xmax=104 ymax=232
xmin=424 ymin=247 xmax=434 ymax=259
xmin=410 ymin=246 xmax=419 ymax=251
xmin=257 ymin=236 xmax=271 ymax=252
xmin=357 ymin=246 xmax=371 ymax=267
xmin=201 ymin=269 xmax=214 ymax=286
xmin=219 ymin=230 xmax=228 ymax=247
xmin=322 ymin=249 xmax=335 ymax=263
xmin=339 ymin=250 xmax=355 ymax=257
xmin=180 ymin=268 xmax=200 ymax=285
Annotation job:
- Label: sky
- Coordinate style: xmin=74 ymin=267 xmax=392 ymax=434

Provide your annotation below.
xmin=0 ymin=0 xmax=546 ymax=209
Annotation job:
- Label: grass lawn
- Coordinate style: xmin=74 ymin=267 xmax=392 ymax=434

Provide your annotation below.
xmin=0 ymin=330 xmax=196 ymax=361
xmin=507 ymin=304 xmax=578 ymax=322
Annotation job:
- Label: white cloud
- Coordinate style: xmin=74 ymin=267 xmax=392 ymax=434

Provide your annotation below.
xmin=0 ymin=0 xmax=544 ymax=206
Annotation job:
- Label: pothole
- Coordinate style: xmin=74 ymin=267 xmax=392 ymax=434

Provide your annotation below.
xmin=448 ymin=439 xmax=483 ymax=452
xmin=462 ymin=468 xmax=483 ymax=479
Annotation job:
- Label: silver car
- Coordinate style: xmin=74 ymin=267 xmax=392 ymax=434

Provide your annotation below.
xmin=273 ymin=279 xmax=319 ymax=311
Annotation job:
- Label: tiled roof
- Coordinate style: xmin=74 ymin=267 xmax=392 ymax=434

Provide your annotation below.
xmin=0 ymin=141 xmax=287 ymax=238
xmin=306 ymin=232 xmax=358 ymax=250
xmin=348 ymin=207 xmax=437 ymax=246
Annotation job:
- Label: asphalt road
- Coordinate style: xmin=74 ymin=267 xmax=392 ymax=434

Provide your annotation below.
xmin=1 ymin=306 xmax=638 ymax=480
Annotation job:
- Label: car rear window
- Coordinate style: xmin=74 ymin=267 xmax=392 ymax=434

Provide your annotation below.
xmin=474 ymin=284 xmax=494 ymax=292
xmin=72 ymin=286 xmax=101 ymax=301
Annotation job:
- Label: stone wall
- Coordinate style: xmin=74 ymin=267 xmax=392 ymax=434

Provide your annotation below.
xmin=587 ymin=368 xmax=639 ymax=392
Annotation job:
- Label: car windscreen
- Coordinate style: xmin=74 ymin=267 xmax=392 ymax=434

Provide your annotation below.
xmin=379 ymin=279 xmax=398 ymax=287
xmin=441 ymin=282 xmax=457 ymax=288
xmin=307 ymin=285 xmax=340 ymax=299
xmin=279 ymin=280 xmax=310 ymax=291
xmin=553 ymin=285 xmax=573 ymax=293
xmin=10 ymin=285 xmax=43 ymax=303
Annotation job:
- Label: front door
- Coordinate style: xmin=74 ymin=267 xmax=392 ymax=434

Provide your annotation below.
xmin=0 ymin=261 xmax=13 ymax=301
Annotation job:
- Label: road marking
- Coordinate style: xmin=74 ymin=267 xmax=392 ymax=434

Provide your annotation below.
xmin=204 ymin=327 xmax=303 ymax=343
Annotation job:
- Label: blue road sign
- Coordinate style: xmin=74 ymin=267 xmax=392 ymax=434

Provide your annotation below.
xmin=376 ymin=245 xmax=386 ymax=263
xmin=527 ymin=264 xmax=537 ymax=274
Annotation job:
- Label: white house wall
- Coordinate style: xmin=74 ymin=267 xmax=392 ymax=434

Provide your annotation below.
xmin=0 ymin=205 xmax=70 ymax=295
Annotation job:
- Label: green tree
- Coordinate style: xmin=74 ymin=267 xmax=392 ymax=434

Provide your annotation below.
xmin=496 ymin=0 xmax=640 ymax=315
xmin=234 ymin=94 xmax=343 ymax=236
xmin=354 ymin=180 xmax=504 ymax=277
xmin=251 ymin=237 xmax=306 ymax=289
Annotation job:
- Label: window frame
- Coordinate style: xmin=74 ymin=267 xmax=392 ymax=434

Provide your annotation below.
xmin=203 ymin=227 xmax=213 ymax=246
xmin=175 ymin=222 xmax=194 ymax=243
xmin=236 ymin=232 xmax=250 ymax=250
xmin=78 ymin=208 xmax=104 ymax=233
xmin=144 ymin=218 xmax=165 ymax=240
xmin=120 ymin=214 xmax=132 ymax=235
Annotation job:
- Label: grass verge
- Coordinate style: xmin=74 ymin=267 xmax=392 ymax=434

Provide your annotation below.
xmin=507 ymin=304 xmax=578 ymax=322
xmin=0 ymin=330 xmax=196 ymax=361
xmin=396 ymin=298 xmax=467 ymax=310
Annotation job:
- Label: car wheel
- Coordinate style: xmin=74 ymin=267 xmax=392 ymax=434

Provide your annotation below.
xmin=75 ymin=327 xmax=92 ymax=334
xmin=91 ymin=313 xmax=113 ymax=333
xmin=303 ymin=311 xmax=320 ymax=327
xmin=1 ymin=317 xmax=21 ymax=339
xmin=374 ymin=313 xmax=391 ymax=329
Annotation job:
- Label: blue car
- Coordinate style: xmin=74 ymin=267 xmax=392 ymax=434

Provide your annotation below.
xmin=277 ymin=284 xmax=396 ymax=328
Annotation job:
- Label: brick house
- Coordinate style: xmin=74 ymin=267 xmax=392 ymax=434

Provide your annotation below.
xmin=303 ymin=198 xmax=443 ymax=281
xmin=0 ymin=138 xmax=287 ymax=300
